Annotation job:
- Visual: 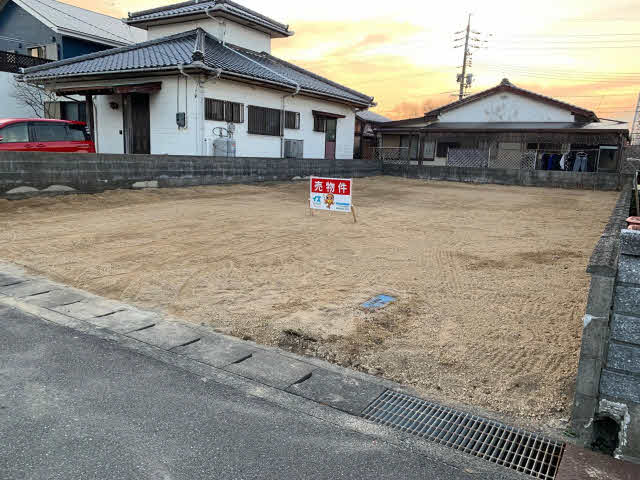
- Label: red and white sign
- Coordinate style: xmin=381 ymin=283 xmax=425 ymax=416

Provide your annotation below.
xmin=310 ymin=176 xmax=352 ymax=212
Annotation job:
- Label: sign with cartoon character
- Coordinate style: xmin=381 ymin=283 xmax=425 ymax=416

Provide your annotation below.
xmin=310 ymin=177 xmax=352 ymax=212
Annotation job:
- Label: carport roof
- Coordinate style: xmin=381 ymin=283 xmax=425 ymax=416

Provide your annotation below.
xmin=21 ymin=28 xmax=373 ymax=107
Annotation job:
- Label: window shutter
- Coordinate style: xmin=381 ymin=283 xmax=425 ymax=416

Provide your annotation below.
xmin=205 ymin=98 xmax=225 ymax=121
xmin=248 ymin=105 xmax=281 ymax=136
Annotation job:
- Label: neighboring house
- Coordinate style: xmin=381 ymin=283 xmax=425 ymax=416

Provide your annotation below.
xmin=377 ymin=79 xmax=630 ymax=172
xmin=0 ymin=0 xmax=145 ymax=119
xmin=354 ymin=110 xmax=390 ymax=159
xmin=20 ymin=0 xmax=375 ymax=158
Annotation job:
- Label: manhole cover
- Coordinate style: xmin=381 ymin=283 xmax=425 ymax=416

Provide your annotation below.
xmin=362 ymin=390 xmax=564 ymax=480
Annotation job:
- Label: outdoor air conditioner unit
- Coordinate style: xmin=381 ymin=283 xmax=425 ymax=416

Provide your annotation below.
xmin=284 ymin=139 xmax=303 ymax=159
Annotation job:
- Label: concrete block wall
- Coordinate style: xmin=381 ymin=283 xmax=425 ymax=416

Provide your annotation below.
xmin=383 ymin=164 xmax=629 ymax=191
xmin=597 ymin=229 xmax=640 ymax=461
xmin=571 ymin=184 xmax=640 ymax=461
xmin=0 ymin=152 xmax=380 ymax=197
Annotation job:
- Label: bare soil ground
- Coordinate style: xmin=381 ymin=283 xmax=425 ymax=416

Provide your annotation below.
xmin=0 ymin=177 xmax=617 ymax=424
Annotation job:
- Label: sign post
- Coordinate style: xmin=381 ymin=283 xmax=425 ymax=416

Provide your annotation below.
xmin=309 ymin=176 xmax=356 ymax=222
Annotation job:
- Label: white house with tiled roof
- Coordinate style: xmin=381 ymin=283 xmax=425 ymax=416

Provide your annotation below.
xmin=377 ymin=79 xmax=629 ymax=171
xmin=21 ymin=0 xmax=374 ymax=158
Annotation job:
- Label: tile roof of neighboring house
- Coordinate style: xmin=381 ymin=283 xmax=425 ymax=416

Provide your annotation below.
xmin=423 ymin=122 xmax=629 ymax=131
xmin=126 ymin=0 xmax=292 ymax=37
xmin=6 ymin=0 xmax=146 ymax=46
xmin=21 ymin=29 xmax=374 ymax=107
xmin=356 ymin=110 xmax=391 ymax=123
xmin=425 ymin=78 xmax=599 ymax=122
xmin=377 ymin=121 xmax=630 ymax=137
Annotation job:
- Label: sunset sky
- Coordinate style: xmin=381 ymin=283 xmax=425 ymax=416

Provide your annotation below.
xmin=69 ymin=0 xmax=639 ymax=123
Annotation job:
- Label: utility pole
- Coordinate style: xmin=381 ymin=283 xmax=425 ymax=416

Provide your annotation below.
xmin=458 ymin=14 xmax=471 ymax=101
xmin=453 ymin=15 xmax=487 ymax=100
xmin=632 ymin=93 xmax=640 ymax=145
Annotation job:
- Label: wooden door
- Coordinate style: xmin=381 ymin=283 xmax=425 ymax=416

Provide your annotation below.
xmin=123 ymin=93 xmax=150 ymax=154
xmin=324 ymin=118 xmax=337 ymax=160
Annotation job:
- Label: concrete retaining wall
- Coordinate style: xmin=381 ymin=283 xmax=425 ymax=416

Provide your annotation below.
xmin=384 ymin=164 xmax=628 ymax=191
xmin=571 ymin=184 xmax=640 ymax=462
xmin=0 ymin=152 xmax=380 ymax=197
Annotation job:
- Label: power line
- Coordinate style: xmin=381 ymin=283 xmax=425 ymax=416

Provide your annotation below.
xmin=478 ymin=66 xmax=640 ymax=82
xmin=492 ymin=39 xmax=640 ymax=45
xmin=475 ymin=63 xmax=640 ymax=76
xmin=478 ymin=69 xmax=640 ymax=81
xmin=552 ymin=94 xmax=637 ymax=98
xmin=490 ymin=45 xmax=640 ymax=50
xmin=491 ymin=33 xmax=640 ymax=38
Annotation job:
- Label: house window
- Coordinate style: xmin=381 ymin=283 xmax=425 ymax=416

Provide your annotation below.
xmin=313 ymin=115 xmax=326 ymax=132
xmin=204 ymin=99 xmax=244 ymax=123
xmin=205 ymin=98 xmax=225 ymax=121
xmin=423 ymin=141 xmax=435 ymax=160
xmin=29 ymin=46 xmax=46 ymax=58
xmin=436 ymin=141 xmax=460 ymax=158
xmin=285 ymin=111 xmax=300 ymax=129
xmin=225 ymin=101 xmax=244 ymax=123
xmin=248 ymin=105 xmax=281 ymax=136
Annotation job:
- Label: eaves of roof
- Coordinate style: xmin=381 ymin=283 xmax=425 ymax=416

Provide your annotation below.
xmin=376 ymin=125 xmax=630 ymax=136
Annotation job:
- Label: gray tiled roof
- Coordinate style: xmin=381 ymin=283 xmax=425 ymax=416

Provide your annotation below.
xmin=21 ymin=29 xmax=373 ymax=106
xmin=357 ymin=110 xmax=391 ymax=123
xmin=127 ymin=0 xmax=291 ymax=37
xmin=11 ymin=0 xmax=146 ymax=46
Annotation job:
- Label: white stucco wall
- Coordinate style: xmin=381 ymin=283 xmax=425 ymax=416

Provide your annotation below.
xmin=202 ymin=78 xmax=354 ymax=159
xmin=439 ymin=92 xmax=575 ymax=123
xmin=0 ymin=73 xmax=40 ymax=118
xmin=66 ymin=74 xmax=355 ymax=158
xmin=147 ymin=19 xmax=271 ymax=53
xmin=94 ymin=94 xmax=124 ymax=153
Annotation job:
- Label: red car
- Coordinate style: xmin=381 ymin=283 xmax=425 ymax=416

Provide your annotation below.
xmin=0 ymin=118 xmax=95 ymax=153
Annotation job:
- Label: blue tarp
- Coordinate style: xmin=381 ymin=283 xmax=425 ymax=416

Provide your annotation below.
xmin=361 ymin=295 xmax=396 ymax=310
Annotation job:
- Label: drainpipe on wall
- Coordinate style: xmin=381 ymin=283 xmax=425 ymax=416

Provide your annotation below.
xmin=204 ymin=6 xmax=227 ymax=45
xmin=204 ymin=10 xmax=301 ymax=158
xmin=178 ymin=63 xmax=202 ymax=155
xmin=281 ymin=85 xmax=300 ymax=158
xmin=218 ymin=45 xmax=300 ymax=158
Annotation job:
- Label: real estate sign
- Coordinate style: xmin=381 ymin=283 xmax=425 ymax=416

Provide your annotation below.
xmin=310 ymin=176 xmax=352 ymax=212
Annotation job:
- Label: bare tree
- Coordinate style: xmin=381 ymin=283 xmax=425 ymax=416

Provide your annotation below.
xmin=11 ymin=76 xmax=57 ymax=118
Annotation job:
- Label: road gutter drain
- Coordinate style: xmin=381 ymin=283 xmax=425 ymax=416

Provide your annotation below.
xmin=361 ymin=390 xmax=565 ymax=480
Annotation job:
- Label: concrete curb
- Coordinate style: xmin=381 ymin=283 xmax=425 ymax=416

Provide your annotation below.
xmin=0 ymin=262 xmax=570 ymax=479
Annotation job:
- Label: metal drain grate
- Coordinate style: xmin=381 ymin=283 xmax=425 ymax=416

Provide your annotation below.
xmin=361 ymin=390 xmax=565 ymax=480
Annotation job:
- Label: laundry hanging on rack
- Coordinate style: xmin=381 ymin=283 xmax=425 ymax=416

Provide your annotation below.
xmin=573 ymin=152 xmax=588 ymax=172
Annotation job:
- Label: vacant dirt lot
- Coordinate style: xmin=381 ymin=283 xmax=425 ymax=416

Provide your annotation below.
xmin=0 ymin=178 xmax=617 ymax=423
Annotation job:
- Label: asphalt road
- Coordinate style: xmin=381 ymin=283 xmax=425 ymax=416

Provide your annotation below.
xmin=0 ymin=305 xmax=478 ymax=480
